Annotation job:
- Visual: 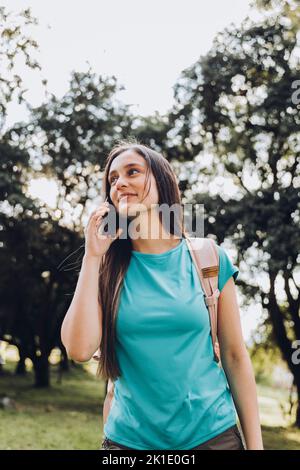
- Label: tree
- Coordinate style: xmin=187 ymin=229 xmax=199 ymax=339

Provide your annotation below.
xmin=0 ymin=69 xmax=142 ymax=386
xmin=0 ymin=7 xmax=62 ymax=386
xmin=0 ymin=210 xmax=81 ymax=386
xmin=0 ymin=7 xmax=40 ymax=132
xmin=170 ymin=0 xmax=300 ymax=425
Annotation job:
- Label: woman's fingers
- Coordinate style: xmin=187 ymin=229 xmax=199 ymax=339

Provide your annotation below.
xmin=89 ymin=207 xmax=110 ymax=225
xmin=85 ymin=205 xmax=110 ymax=235
xmin=93 ymin=207 xmax=110 ymax=218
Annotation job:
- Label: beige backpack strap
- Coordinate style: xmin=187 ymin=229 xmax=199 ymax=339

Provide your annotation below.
xmin=185 ymin=236 xmax=220 ymax=363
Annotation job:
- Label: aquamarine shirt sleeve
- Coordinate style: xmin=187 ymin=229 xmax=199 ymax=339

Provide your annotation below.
xmin=217 ymin=245 xmax=239 ymax=293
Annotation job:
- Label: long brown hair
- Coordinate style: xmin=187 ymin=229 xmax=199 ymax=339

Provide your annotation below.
xmin=96 ymin=138 xmax=189 ymax=381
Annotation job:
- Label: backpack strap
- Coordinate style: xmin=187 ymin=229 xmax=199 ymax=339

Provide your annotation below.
xmin=185 ymin=236 xmax=221 ymax=363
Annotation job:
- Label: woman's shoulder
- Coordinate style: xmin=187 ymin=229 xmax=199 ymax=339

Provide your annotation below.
xmin=214 ymin=243 xmax=239 ymax=291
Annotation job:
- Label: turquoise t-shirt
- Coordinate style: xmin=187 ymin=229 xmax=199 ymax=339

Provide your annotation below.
xmin=104 ymin=238 xmax=239 ymax=450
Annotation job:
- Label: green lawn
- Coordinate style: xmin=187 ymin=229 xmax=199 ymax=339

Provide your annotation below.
xmin=256 ymin=382 xmax=300 ymax=450
xmin=0 ymin=360 xmax=105 ymax=450
xmin=0 ymin=359 xmax=300 ymax=450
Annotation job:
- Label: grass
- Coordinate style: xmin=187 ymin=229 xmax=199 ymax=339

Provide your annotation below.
xmin=0 ymin=358 xmax=300 ymax=450
xmin=0 ymin=360 xmax=105 ymax=450
xmin=256 ymin=382 xmax=300 ymax=450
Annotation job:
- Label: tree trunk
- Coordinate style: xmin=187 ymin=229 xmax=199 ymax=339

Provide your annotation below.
xmin=33 ymin=354 xmax=50 ymax=388
xmin=15 ymin=357 xmax=26 ymax=375
xmin=15 ymin=345 xmax=27 ymax=375
xmin=294 ymin=378 xmax=300 ymax=428
xmin=59 ymin=347 xmax=69 ymax=372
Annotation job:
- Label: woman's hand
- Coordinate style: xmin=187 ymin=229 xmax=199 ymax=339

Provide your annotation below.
xmin=84 ymin=201 xmax=123 ymax=258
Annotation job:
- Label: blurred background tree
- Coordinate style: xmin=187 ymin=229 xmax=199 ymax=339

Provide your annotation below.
xmin=168 ymin=0 xmax=300 ymax=425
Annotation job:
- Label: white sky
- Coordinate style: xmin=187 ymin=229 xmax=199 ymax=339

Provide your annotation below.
xmin=2 ymin=0 xmax=267 ymax=342
xmin=3 ymin=0 xmax=255 ymax=125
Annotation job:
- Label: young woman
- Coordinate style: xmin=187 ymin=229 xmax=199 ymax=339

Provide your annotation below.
xmin=61 ymin=140 xmax=263 ymax=450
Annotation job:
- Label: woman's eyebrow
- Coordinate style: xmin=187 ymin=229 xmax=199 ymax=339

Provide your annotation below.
xmin=108 ymin=162 xmax=144 ymax=178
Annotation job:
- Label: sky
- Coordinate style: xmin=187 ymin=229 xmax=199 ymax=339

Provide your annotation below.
xmin=3 ymin=0 xmax=256 ymax=124
xmin=1 ymin=0 xmax=268 ymax=343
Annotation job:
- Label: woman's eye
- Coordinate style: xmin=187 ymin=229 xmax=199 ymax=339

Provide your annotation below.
xmin=110 ymin=169 xmax=139 ymax=185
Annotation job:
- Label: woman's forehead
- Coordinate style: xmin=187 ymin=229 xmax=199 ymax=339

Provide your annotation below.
xmin=109 ymin=150 xmax=146 ymax=173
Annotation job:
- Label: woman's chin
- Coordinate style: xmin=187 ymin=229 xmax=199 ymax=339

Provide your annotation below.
xmin=119 ymin=201 xmax=146 ymax=217
xmin=118 ymin=204 xmax=135 ymax=219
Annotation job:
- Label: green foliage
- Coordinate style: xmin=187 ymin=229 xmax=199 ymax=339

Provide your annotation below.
xmin=250 ymin=342 xmax=283 ymax=385
xmin=169 ymin=0 xmax=300 ymax=424
xmin=0 ymin=7 xmax=40 ymax=131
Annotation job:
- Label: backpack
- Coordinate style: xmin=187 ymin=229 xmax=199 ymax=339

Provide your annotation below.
xmin=93 ymin=236 xmax=221 ymax=425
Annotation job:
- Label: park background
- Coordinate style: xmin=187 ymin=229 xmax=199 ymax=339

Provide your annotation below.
xmin=0 ymin=0 xmax=299 ymax=450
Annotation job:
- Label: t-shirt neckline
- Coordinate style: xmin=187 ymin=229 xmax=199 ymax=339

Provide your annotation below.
xmin=131 ymin=238 xmax=184 ymax=259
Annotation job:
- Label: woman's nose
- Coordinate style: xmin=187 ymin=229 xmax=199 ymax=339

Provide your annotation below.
xmin=115 ymin=176 xmax=128 ymax=190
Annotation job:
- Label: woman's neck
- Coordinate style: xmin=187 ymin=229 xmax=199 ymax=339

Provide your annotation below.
xmin=131 ymin=237 xmax=181 ymax=254
xmin=129 ymin=208 xmax=181 ymax=254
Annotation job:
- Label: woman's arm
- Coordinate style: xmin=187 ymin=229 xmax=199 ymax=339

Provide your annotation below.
xmin=61 ymin=254 xmax=103 ymax=362
xmin=217 ymin=276 xmax=264 ymax=450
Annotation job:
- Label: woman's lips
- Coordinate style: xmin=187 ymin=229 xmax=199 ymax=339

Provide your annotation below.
xmin=119 ymin=194 xmax=137 ymax=201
